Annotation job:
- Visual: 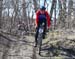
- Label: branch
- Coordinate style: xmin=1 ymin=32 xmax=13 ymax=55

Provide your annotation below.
xmin=0 ymin=32 xmax=16 ymax=42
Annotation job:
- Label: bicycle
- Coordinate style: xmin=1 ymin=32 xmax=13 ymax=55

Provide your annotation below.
xmin=37 ymin=22 xmax=45 ymax=55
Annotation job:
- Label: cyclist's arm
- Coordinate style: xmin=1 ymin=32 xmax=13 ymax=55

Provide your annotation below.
xmin=35 ymin=10 xmax=40 ymax=27
xmin=45 ymin=11 xmax=51 ymax=28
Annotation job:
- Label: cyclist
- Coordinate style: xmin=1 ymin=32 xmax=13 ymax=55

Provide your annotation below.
xmin=34 ymin=6 xmax=51 ymax=47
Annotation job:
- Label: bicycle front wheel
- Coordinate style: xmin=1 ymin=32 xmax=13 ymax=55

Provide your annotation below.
xmin=38 ymin=35 xmax=43 ymax=55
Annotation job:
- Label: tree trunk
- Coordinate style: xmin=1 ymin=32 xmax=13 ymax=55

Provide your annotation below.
xmin=33 ymin=0 xmax=38 ymax=12
xmin=22 ymin=0 xmax=27 ymax=22
xmin=50 ymin=0 xmax=55 ymax=18
xmin=0 ymin=0 xmax=3 ymax=29
xmin=67 ymin=0 xmax=73 ymax=29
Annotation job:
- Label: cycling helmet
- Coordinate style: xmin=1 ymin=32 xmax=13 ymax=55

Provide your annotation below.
xmin=40 ymin=6 xmax=46 ymax=10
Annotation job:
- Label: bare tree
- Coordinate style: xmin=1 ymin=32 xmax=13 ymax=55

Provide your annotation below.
xmin=57 ymin=0 xmax=67 ymax=29
xmin=0 ymin=0 xmax=3 ymax=28
xmin=33 ymin=0 xmax=38 ymax=12
xmin=50 ymin=0 xmax=56 ymax=18
xmin=61 ymin=0 xmax=67 ymax=29
xmin=22 ymin=0 xmax=27 ymax=21
xmin=73 ymin=0 xmax=75 ymax=28
xmin=50 ymin=0 xmax=57 ymax=29
xmin=67 ymin=0 xmax=73 ymax=29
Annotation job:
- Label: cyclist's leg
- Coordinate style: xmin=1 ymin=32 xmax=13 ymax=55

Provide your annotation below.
xmin=35 ymin=22 xmax=41 ymax=47
xmin=35 ymin=26 xmax=39 ymax=47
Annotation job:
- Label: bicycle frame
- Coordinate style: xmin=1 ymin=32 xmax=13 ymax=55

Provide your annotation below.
xmin=37 ymin=23 xmax=45 ymax=55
